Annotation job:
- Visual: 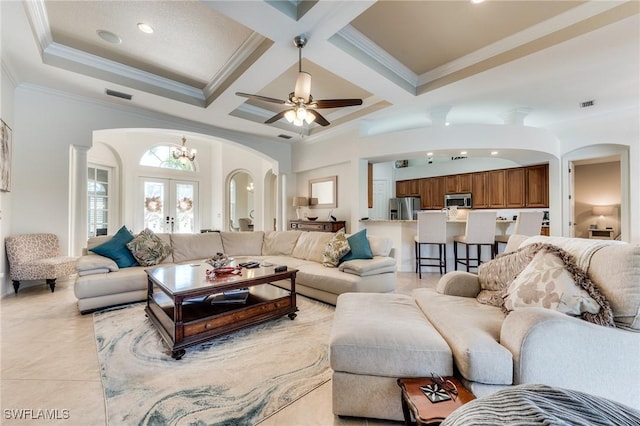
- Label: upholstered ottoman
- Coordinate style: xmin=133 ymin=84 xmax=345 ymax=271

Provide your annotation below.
xmin=329 ymin=293 xmax=453 ymax=421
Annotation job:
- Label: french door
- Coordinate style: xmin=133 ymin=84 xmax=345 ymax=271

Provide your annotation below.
xmin=142 ymin=178 xmax=198 ymax=233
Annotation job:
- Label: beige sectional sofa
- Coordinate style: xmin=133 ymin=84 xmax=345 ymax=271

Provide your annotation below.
xmin=329 ymin=234 xmax=640 ymax=421
xmin=74 ymin=230 xmax=396 ymax=313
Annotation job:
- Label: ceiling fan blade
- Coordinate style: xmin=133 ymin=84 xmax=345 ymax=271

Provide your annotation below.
xmin=236 ymin=92 xmax=287 ymax=105
xmin=309 ymin=110 xmax=330 ymax=126
xmin=313 ymin=99 xmax=363 ymax=109
xmin=265 ymin=110 xmax=289 ymax=124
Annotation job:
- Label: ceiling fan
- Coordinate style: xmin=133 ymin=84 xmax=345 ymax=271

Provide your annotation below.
xmin=236 ymin=35 xmax=363 ymax=127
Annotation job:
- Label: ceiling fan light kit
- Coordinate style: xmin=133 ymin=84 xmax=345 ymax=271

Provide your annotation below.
xmin=236 ymin=35 xmax=362 ymax=128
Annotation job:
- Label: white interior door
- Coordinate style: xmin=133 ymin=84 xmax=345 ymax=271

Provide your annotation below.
xmin=142 ymin=178 xmax=198 ymax=233
xmin=372 ymin=179 xmax=391 ymax=220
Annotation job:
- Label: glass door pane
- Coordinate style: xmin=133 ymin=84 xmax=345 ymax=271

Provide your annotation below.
xmin=144 ymin=180 xmax=166 ymax=233
xmin=175 ymin=182 xmax=197 ymax=233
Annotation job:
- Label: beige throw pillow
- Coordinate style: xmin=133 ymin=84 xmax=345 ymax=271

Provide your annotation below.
xmin=476 ymin=243 xmax=543 ymax=307
xmin=322 ymin=228 xmax=351 ymax=267
xmin=126 ymin=228 xmax=172 ymax=266
xmin=502 ymin=245 xmax=615 ymax=327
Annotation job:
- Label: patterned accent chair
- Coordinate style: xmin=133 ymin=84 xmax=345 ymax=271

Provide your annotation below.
xmin=5 ymin=233 xmax=77 ymax=293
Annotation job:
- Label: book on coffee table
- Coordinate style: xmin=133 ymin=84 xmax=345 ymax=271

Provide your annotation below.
xmin=204 ymin=288 xmax=250 ymax=304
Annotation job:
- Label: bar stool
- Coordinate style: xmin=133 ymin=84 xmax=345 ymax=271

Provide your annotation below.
xmin=494 ymin=211 xmax=544 ymax=255
xmin=453 ymin=211 xmax=497 ymax=272
xmin=414 ymin=211 xmax=448 ymax=277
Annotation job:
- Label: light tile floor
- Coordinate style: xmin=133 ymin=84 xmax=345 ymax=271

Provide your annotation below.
xmin=0 ymin=271 xmax=441 ymax=425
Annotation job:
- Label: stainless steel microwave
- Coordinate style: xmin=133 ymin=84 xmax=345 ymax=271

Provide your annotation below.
xmin=444 ymin=193 xmax=472 ymax=209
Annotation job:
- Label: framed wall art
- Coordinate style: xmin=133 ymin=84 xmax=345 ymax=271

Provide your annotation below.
xmin=0 ymin=119 xmax=12 ymax=192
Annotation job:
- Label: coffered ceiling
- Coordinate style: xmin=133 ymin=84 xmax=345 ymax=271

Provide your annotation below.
xmin=3 ymin=0 xmax=639 ymax=143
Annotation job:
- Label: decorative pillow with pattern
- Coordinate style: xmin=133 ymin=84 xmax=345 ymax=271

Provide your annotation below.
xmin=126 ymin=228 xmax=172 ymax=266
xmin=502 ymin=245 xmax=615 ymax=327
xmin=476 ymin=243 xmax=544 ymax=307
xmin=322 ymin=228 xmax=351 ymax=267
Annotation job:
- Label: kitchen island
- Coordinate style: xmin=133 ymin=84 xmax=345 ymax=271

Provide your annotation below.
xmin=361 ymin=218 xmax=517 ymax=272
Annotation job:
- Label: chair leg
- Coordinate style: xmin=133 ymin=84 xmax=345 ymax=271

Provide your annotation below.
xmin=453 ymin=241 xmax=457 ymax=271
xmin=46 ymin=279 xmax=56 ymax=293
xmin=12 ymin=281 xmax=20 ymax=294
xmin=465 ymin=244 xmax=470 ymax=272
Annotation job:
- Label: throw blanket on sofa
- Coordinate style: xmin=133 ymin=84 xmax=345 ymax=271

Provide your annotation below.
xmin=441 ymin=384 xmax=640 ymax=426
xmin=521 ymin=236 xmax=624 ymax=271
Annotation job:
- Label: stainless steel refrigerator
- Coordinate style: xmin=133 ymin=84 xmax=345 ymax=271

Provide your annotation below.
xmin=389 ymin=197 xmax=421 ymax=220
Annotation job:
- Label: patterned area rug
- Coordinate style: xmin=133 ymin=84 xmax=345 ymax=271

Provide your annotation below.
xmin=93 ymin=296 xmax=334 ymax=425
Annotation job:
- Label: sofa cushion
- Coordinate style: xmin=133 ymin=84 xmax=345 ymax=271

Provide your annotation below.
xmin=477 ymin=243 xmax=542 ymax=307
xmin=220 ymin=231 xmax=265 ymax=256
xmin=588 ymin=244 xmax=640 ymax=331
xmin=74 ymin=266 xmax=147 ymax=299
xmin=338 ymin=257 xmax=396 ymax=277
xmin=503 ymin=250 xmax=602 ymax=319
xmin=297 ymin=262 xmax=395 ymax=294
xmin=291 ymin=232 xmax=334 ymax=263
xmin=171 ymin=232 xmax=224 ymax=263
xmin=330 ymin=293 xmax=452 ymax=377
xmin=414 ymin=288 xmax=513 ymax=385
xmin=262 ymin=231 xmax=302 ymax=256
xmin=90 ymin=226 xmax=138 ymax=268
xmin=368 ymin=235 xmax=393 ymax=257
xmin=126 ymin=228 xmax=172 ymax=266
xmin=341 ymin=229 xmax=373 ymax=262
xmin=322 ymin=228 xmax=351 ymax=267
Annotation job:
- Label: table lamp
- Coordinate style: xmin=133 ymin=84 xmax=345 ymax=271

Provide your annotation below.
xmin=592 ymin=205 xmax=613 ymax=230
xmin=293 ymin=197 xmax=308 ymax=220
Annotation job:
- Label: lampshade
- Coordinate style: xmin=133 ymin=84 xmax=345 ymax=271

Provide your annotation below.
xmin=309 ymin=197 xmax=318 ymax=206
xmin=592 ymin=205 xmax=613 ymax=216
xmin=292 ymin=197 xmax=308 ymax=207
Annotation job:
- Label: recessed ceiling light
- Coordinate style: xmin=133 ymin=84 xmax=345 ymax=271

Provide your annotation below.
xmin=491 ymin=151 xmax=498 ymax=155
xmin=137 ymin=23 xmax=154 ymax=34
xmin=427 ymin=152 xmax=433 ymax=156
xmin=471 ymin=0 xmax=485 ymax=4
xmin=461 ymin=151 xmax=467 ymax=155
xmin=97 ymin=30 xmax=121 ymax=44
xmin=445 ymin=122 xmax=451 ymax=126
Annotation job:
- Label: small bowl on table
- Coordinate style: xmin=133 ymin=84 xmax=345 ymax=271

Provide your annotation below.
xmin=307 ymin=217 xmax=318 ymax=221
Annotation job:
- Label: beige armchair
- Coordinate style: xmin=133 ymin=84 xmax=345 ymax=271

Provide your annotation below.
xmin=5 ymin=233 xmax=77 ymax=293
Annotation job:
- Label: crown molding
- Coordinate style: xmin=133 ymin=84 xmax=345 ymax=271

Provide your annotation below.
xmin=23 ymin=0 xmax=53 ymax=56
xmin=335 ymin=25 xmax=418 ymax=89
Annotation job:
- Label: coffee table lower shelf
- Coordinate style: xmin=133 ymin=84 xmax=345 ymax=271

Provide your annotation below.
xmin=146 ymin=285 xmax=297 ymax=359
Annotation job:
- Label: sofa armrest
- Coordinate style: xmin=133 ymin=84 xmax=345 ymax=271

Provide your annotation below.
xmin=436 ymin=271 xmax=480 ymax=297
xmin=75 ymin=254 xmax=119 ymax=274
xmin=500 ymin=307 xmax=640 ymax=406
xmin=338 ymin=256 xmax=396 ymax=277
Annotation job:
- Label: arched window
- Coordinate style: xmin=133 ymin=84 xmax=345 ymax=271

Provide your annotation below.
xmin=139 ymin=145 xmax=196 ymax=171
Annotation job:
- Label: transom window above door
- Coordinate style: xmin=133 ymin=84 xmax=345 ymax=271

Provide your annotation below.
xmin=140 ymin=145 xmax=196 ymax=171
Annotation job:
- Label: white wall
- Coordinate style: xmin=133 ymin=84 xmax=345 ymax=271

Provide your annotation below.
xmin=1 ymin=60 xmax=16 ymax=294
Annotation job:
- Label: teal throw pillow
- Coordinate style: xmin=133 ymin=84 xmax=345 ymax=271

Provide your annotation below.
xmin=91 ymin=226 xmax=139 ymax=268
xmin=341 ymin=229 xmax=373 ymax=262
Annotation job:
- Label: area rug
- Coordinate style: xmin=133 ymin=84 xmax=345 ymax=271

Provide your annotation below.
xmin=93 ymin=296 xmax=334 ymax=425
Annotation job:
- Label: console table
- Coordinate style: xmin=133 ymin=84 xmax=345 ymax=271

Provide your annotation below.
xmin=289 ymin=220 xmax=345 ymax=233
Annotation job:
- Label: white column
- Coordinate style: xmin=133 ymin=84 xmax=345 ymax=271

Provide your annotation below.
xmin=70 ymin=145 xmax=89 ymax=256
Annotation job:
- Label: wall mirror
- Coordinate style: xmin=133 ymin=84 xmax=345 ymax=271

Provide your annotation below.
xmin=309 ymin=176 xmax=337 ymax=209
xmin=229 ymin=171 xmax=254 ymax=231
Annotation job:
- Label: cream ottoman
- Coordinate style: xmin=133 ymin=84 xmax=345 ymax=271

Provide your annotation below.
xmin=329 ymin=292 xmax=453 ymax=421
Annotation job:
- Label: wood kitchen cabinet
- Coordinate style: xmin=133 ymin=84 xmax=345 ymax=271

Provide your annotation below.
xmin=431 ymin=177 xmax=446 ymax=209
xmin=396 ymin=180 xmax=410 ymax=197
xmin=445 ymin=173 xmax=472 ymax=194
xmin=505 ymin=168 xmax=526 ymax=207
xmin=526 ymin=164 xmax=549 ymax=207
xmin=487 ymin=170 xmax=505 ymax=208
xmin=419 ymin=178 xmax=433 ymax=209
xmin=471 ymin=172 xmax=488 ymax=208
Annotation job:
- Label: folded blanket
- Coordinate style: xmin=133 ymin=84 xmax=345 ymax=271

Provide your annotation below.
xmin=521 ymin=236 xmax=624 ymax=271
xmin=338 ymin=257 xmax=396 ymax=277
xmin=442 ymin=384 xmax=640 ymax=426
xmin=75 ymin=254 xmax=119 ymax=273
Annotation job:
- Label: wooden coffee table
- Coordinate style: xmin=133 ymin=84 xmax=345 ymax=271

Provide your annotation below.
xmin=144 ymin=263 xmax=298 ymax=359
xmin=397 ymin=377 xmax=475 ymax=425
